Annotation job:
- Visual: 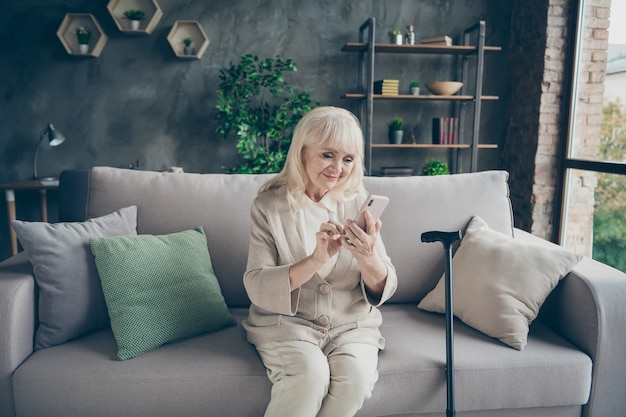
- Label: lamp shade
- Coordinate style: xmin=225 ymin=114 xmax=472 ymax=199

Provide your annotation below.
xmin=47 ymin=124 xmax=65 ymax=147
xmin=33 ymin=122 xmax=66 ymax=179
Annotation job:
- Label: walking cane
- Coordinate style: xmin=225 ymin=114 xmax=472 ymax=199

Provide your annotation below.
xmin=421 ymin=230 xmax=462 ymax=417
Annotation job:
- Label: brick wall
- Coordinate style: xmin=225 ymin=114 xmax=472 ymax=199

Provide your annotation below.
xmin=504 ymin=0 xmax=554 ymax=237
xmin=504 ymin=0 xmax=608 ymax=252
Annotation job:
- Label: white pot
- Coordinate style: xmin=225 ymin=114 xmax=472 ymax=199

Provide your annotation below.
xmin=130 ymin=19 xmax=140 ymax=30
xmin=78 ymin=44 xmax=89 ymax=54
xmin=391 ymin=34 xmax=403 ymax=45
xmin=411 ymin=87 xmax=420 ymax=95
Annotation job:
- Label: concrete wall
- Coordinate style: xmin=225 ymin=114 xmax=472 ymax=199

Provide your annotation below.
xmin=0 ymin=0 xmax=513 ymax=259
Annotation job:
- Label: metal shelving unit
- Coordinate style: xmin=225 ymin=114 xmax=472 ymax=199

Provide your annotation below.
xmin=341 ymin=18 xmax=501 ymax=174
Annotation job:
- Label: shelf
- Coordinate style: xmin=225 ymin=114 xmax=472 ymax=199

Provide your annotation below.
xmin=372 ymin=144 xmax=498 ymax=149
xmin=341 ymin=42 xmax=502 ymax=55
xmin=166 ymin=20 xmax=210 ymax=59
xmin=341 ymin=93 xmax=499 ymax=101
xmin=345 ymin=18 xmax=500 ymax=174
xmin=56 ymin=13 xmax=108 ymax=57
xmin=107 ymin=0 xmax=163 ymax=35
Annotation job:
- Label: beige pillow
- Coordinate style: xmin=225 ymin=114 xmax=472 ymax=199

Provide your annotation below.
xmin=418 ymin=215 xmax=582 ymax=350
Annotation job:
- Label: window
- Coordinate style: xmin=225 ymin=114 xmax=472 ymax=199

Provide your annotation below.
xmin=560 ymin=0 xmax=626 ymax=272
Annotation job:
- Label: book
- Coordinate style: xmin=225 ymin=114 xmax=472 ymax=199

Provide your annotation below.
xmin=432 ymin=117 xmax=459 ymax=144
xmin=380 ymin=166 xmax=413 ymax=176
xmin=450 ymin=117 xmax=458 ymax=144
xmin=374 ymin=80 xmax=399 ymax=86
xmin=374 ymin=88 xmax=399 ymax=94
xmin=374 ymin=79 xmax=399 ymax=84
xmin=374 ymin=79 xmax=399 ymax=95
xmin=432 ymin=117 xmax=443 ymax=144
xmin=420 ymin=35 xmax=452 ymax=46
xmin=374 ymin=80 xmax=399 ymax=88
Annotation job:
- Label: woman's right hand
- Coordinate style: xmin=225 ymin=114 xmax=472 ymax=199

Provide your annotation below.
xmin=289 ymin=220 xmax=344 ymax=291
xmin=311 ymin=220 xmax=345 ymax=264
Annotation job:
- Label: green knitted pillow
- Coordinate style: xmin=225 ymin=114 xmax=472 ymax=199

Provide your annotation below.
xmin=90 ymin=227 xmax=236 ymax=360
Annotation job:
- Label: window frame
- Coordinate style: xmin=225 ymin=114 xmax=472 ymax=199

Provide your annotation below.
xmin=557 ymin=0 xmax=626 ymax=245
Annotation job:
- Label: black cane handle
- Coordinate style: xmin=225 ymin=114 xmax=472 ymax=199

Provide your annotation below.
xmin=421 ymin=231 xmax=462 ymax=248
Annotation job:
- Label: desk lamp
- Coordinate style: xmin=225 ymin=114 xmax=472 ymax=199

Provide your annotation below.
xmin=33 ymin=122 xmax=65 ymax=180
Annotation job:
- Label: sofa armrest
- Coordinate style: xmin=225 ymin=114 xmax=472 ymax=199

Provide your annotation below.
xmin=0 ymin=253 xmax=36 ymax=417
xmin=515 ymin=228 xmax=626 ymax=417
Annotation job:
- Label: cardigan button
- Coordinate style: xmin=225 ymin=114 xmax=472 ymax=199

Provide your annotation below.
xmin=318 ymin=315 xmax=330 ymax=326
xmin=319 ymin=284 xmax=330 ymax=294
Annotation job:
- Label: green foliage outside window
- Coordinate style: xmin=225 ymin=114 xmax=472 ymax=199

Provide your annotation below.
xmin=593 ymin=99 xmax=626 ymax=272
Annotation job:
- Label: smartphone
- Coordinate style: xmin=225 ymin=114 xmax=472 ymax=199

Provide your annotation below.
xmin=355 ymin=195 xmax=390 ymax=230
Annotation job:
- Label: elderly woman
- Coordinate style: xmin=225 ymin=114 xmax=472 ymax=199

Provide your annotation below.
xmin=242 ymin=106 xmax=398 ymax=417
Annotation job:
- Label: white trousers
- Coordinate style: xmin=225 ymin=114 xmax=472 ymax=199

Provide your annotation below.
xmin=256 ymin=341 xmax=379 ymax=417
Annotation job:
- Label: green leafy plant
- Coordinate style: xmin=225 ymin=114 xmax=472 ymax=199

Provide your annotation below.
xmin=422 ymin=159 xmax=450 ymax=176
xmin=215 ymin=54 xmax=317 ymax=174
xmin=389 ymin=29 xmax=402 ymax=36
xmin=76 ymin=26 xmax=91 ymax=45
xmin=592 ymin=99 xmax=626 ymax=272
xmin=387 ymin=117 xmax=404 ymax=131
xmin=123 ymin=9 xmax=145 ymax=20
xmin=182 ymin=37 xmax=192 ymax=47
xmin=410 ymin=80 xmax=420 ymax=88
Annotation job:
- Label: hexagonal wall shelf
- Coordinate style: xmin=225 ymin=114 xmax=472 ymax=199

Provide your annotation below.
xmin=167 ymin=20 xmax=209 ymax=59
xmin=107 ymin=0 xmax=163 ymax=35
xmin=57 ymin=13 xmax=108 ymax=57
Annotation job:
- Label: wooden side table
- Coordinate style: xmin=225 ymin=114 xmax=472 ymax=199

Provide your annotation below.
xmin=0 ymin=179 xmax=59 ymax=255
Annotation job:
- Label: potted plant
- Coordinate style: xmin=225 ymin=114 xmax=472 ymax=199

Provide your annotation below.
xmin=389 ymin=29 xmax=403 ymax=45
xmin=182 ymin=37 xmax=194 ymax=55
xmin=75 ymin=26 xmax=91 ymax=54
xmin=215 ymin=54 xmax=317 ymax=173
xmin=387 ymin=117 xmax=404 ymax=144
xmin=410 ymin=80 xmax=420 ymax=95
xmin=123 ymin=9 xmax=145 ymax=30
xmin=422 ymin=159 xmax=450 ymax=176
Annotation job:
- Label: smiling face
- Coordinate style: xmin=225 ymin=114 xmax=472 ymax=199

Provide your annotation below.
xmin=276 ymin=107 xmax=365 ymax=205
xmin=302 ymin=141 xmax=356 ymax=202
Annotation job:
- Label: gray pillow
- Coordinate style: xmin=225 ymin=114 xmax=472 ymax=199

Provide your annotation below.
xmin=11 ymin=206 xmax=138 ymax=349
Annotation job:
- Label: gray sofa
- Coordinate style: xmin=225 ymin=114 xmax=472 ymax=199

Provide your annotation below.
xmin=1 ymin=166 xmax=625 ymax=417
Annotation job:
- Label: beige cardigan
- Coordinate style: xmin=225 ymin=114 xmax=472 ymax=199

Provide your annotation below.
xmin=242 ymin=186 xmax=398 ymax=353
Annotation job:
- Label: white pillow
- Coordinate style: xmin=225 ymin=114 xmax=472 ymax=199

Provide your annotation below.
xmin=418 ymin=215 xmax=582 ymax=350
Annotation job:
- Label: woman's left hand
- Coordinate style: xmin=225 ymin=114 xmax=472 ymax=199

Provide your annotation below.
xmin=342 ymin=210 xmax=381 ymax=261
xmin=343 ymin=210 xmax=388 ymax=298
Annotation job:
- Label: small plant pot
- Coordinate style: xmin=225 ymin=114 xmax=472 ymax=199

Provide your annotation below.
xmin=390 ymin=34 xmax=403 ymax=45
xmin=388 ymin=130 xmax=404 ymax=145
xmin=184 ymin=46 xmax=195 ymax=55
xmin=78 ymin=44 xmax=89 ymax=54
xmin=130 ymin=19 xmax=140 ymax=30
xmin=411 ymin=87 xmax=420 ymax=95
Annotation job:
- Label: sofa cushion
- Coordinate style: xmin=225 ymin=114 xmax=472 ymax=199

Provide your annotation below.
xmin=90 ymin=227 xmax=236 ymax=360
xmin=363 ymin=171 xmax=513 ymax=303
xmin=11 ymin=307 xmax=592 ymax=417
xmin=87 ymin=167 xmax=275 ymax=307
xmin=85 ymin=168 xmax=512 ymax=307
xmin=418 ymin=215 xmax=582 ymax=350
xmin=11 ymin=206 xmax=137 ymax=349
